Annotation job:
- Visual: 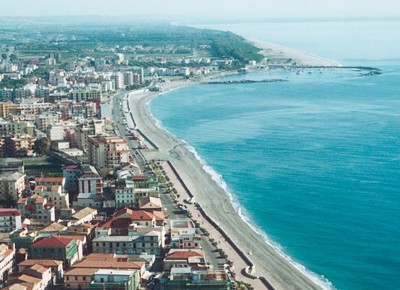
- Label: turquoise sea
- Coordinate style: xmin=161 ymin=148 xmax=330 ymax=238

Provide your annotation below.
xmin=151 ymin=19 xmax=400 ymax=290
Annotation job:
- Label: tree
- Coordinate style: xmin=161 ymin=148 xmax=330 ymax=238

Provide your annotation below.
xmin=1 ymin=53 xmax=7 ymax=60
xmin=33 ymin=137 xmax=50 ymax=156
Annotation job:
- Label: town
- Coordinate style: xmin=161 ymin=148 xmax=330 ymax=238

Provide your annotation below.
xmin=0 ymin=19 xmax=269 ymax=290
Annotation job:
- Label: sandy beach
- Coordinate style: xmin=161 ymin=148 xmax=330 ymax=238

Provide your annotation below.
xmin=116 ymin=41 xmax=338 ymax=289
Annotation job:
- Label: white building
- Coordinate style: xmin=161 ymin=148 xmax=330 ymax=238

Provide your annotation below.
xmin=0 ymin=172 xmax=25 ymax=201
xmin=0 ymin=243 xmax=15 ymax=282
xmin=0 ymin=208 xmax=22 ymax=233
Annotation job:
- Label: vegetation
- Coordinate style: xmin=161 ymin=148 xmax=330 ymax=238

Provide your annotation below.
xmin=0 ymin=76 xmax=27 ymax=89
xmin=33 ymin=137 xmax=50 ymax=156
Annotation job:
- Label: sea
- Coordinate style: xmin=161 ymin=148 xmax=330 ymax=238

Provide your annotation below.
xmin=150 ymin=19 xmax=400 ymax=290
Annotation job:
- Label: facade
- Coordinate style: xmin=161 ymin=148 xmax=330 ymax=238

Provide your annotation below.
xmin=64 ymin=267 xmax=97 ymax=289
xmin=170 ymin=219 xmax=201 ymax=249
xmin=0 ymin=120 xmax=35 ymax=136
xmin=0 ymin=158 xmax=24 ymax=173
xmin=88 ymin=269 xmax=138 ymax=290
xmin=115 ymin=179 xmax=135 ymax=208
xmin=35 ymin=113 xmax=59 ymax=131
xmin=0 ymin=209 xmax=22 ymax=233
xmin=78 ymin=165 xmax=103 ymax=195
xmin=76 ymin=193 xmax=102 ymax=209
xmin=165 ymin=269 xmax=231 ymax=290
xmin=93 ymin=225 xmax=163 ymax=255
xmin=0 ymin=243 xmax=15 ymax=283
xmin=4 ymin=134 xmax=36 ymax=157
xmin=163 ymin=249 xmax=207 ymax=271
xmin=30 ymin=236 xmax=79 ymax=267
xmin=18 ymin=259 xmax=64 ymax=282
xmin=87 ymin=135 xmax=129 ymax=175
xmin=17 ymin=195 xmax=56 ymax=222
xmin=0 ymin=171 xmax=25 ymax=200
xmin=33 ymin=185 xmax=70 ymax=211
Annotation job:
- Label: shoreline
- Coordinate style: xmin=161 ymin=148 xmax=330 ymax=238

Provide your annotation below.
xmin=124 ymin=88 xmax=329 ymax=289
xmin=119 ymin=41 xmax=338 ymax=289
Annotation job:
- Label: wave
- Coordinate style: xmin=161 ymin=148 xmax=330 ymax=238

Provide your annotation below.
xmin=148 ymin=91 xmax=334 ymax=290
xmin=183 ymin=140 xmax=334 ymax=290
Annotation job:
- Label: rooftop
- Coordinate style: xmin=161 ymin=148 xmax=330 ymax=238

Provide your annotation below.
xmin=32 ymin=236 xmax=74 ymax=247
xmin=0 ymin=208 xmax=21 ymax=217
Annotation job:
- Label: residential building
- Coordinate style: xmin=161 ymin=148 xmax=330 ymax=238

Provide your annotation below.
xmin=0 ymin=158 xmax=24 ymax=173
xmin=3 ymin=134 xmax=36 ymax=157
xmin=163 ymin=249 xmax=207 ymax=271
xmin=170 ymin=219 xmax=201 ymax=249
xmin=88 ymin=269 xmax=138 ymax=290
xmin=76 ymin=193 xmax=102 ymax=209
xmin=30 ymin=236 xmax=79 ymax=267
xmin=0 ymin=171 xmax=25 ymax=200
xmin=0 ymin=243 xmax=15 ymax=283
xmin=137 ymin=197 xmax=162 ymax=211
xmin=93 ymin=225 xmax=163 ymax=255
xmin=0 ymin=120 xmax=35 ymax=136
xmin=64 ymin=267 xmax=97 ymax=289
xmin=18 ymin=259 xmax=64 ymax=282
xmin=17 ymin=195 xmax=56 ymax=222
xmin=71 ymin=207 xmax=98 ymax=225
xmin=87 ymin=135 xmax=129 ymax=175
xmin=0 ymin=102 xmax=12 ymax=119
xmin=78 ymin=165 xmax=103 ymax=195
xmin=34 ymin=177 xmax=65 ymax=189
xmin=72 ymin=253 xmax=145 ymax=276
xmin=165 ymin=269 xmax=231 ymax=290
xmin=35 ymin=113 xmax=59 ymax=131
xmin=33 ymin=185 xmax=70 ymax=211
xmin=16 ymin=264 xmax=52 ymax=290
xmin=115 ymin=179 xmax=135 ymax=208
xmin=0 ymin=209 xmax=22 ymax=233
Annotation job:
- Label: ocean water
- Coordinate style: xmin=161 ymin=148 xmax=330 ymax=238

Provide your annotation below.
xmin=150 ymin=19 xmax=400 ymax=290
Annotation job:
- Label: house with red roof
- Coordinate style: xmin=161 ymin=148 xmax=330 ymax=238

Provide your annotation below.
xmin=163 ymin=249 xmax=207 ymax=271
xmin=29 ymin=236 xmax=79 ymax=268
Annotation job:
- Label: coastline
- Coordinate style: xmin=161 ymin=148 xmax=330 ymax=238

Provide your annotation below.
xmin=120 ymin=41 xmax=338 ymax=289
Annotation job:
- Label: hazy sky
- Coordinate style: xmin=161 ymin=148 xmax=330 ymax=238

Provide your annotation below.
xmin=1 ymin=0 xmax=399 ymax=20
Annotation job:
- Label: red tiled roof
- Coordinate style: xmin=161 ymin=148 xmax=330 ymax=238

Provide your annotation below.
xmin=131 ymin=210 xmax=154 ymax=221
xmin=101 ymin=217 xmax=131 ymax=229
xmin=63 ymin=165 xmax=80 ymax=169
xmin=35 ymin=177 xmax=64 ymax=184
xmin=166 ymin=250 xmax=203 ymax=260
xmin=73 ymin=260 xmax=144 ymax=270
xmin=32 ymin=236 xmax=73 ymax=248
xmin=19 ymin=259 xmax=63 ymax=267
xmin=153 ymin=211 xmax=164 ymax=221
xmin=0 ymin=208 xmax=21 ymax=217
xmin=132 ymin=175 xmax=147 ymax=181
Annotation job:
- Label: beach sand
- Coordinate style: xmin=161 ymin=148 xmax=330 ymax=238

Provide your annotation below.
xmin=120 ymin=41 xmax=336 ymax=290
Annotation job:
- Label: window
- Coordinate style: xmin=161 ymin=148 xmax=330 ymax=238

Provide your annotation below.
xmin=83 ymin=276 xmax=86 ymax=281
xmin=75 ymin=276 xmax=78 ymax=281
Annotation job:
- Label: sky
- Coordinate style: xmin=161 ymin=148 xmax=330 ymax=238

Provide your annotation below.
xmin=1 ymin=0 xmax=399 ymax=20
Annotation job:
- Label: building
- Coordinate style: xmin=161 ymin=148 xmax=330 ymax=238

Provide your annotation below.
xmin=72 ymin=253 xmax=145 ymax=276
xmin=30 ymin=236 xmax=79 ymax=267
xmin=0 ymin=158 xmax=24 ymax=173
xmin=0 ymin=171 xmax=25 ymax=200
xmin=33 ymin=184 xmax=70 ymax=211
xmin=76 ymin=193 xmax=102 ymax=209
xmin=0 ymin=209 xmax=22 ymax=233
xmin=165 ymin=269 xmax=231 ymax=290
xmin=163 ymin=249 xmax=207 ymax=271
xmin=93 ymin=225 xmax=163 ymax=255
xmin=115 ymin=179 xmax=135 ymax=208
xmin=88 ymin=269 xmax=138 ymax=290
xmin=3 ymin=134 xmax=36 ymax=157
xmin=170 ymin=219 xmax=201 ymax=249
xmin=35 ymin=113 xmax=59 ymax=132
xmin=0 ymin=243 xmax=15 ymax=283
xmin=0 ymin=102 xmax=12 ymax=119
xmin=78 ymin=165 xmax=103 ymax=195
xmin=15 ymin=264 xmax=52 ymax=290
xmin=87 ymin=135 xmax=130 ymax=175
xmin=0 ymin=120 xmax=35 ymax=136
xmin=71 ymin=207 xmax=98 ymax=225
xmin=70 ymin=89 xmax=102 ymax=103
xmin=17 ymin=195 xmax=56 ymax=222
xmin=74 ymin=119 xmax=105 ymax=153
xmin=64 ymin=267 xmax=97 ymax=289
xmin=18 ymin=259 xmax=64 ymax=282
